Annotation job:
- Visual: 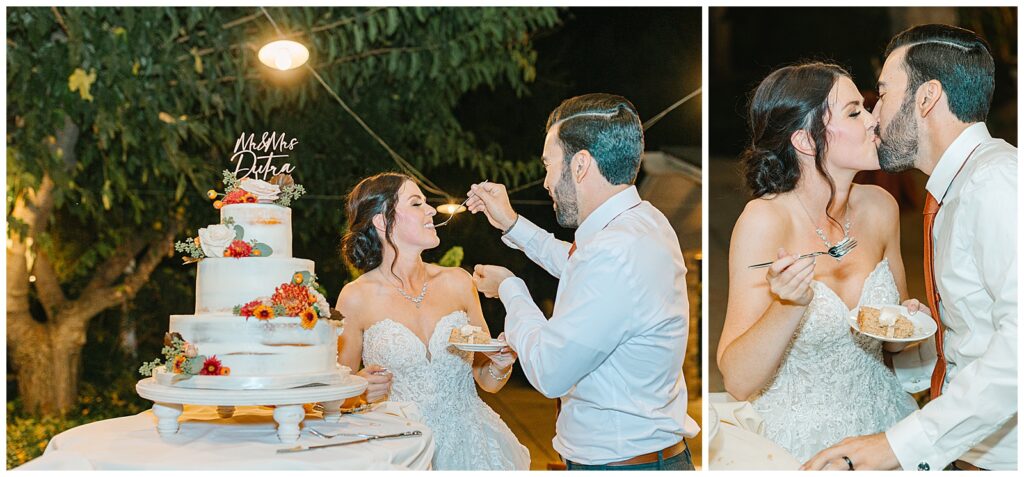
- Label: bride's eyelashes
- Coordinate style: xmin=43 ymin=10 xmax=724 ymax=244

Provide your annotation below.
xmin=849 ymin=110 xmax=862 ymax=118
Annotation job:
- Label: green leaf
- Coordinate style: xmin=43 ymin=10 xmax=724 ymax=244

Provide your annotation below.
xmin=252 ymin=242 xmax=273 ymax=257
xmin=233 ymin=224 xmax=244 ymax=241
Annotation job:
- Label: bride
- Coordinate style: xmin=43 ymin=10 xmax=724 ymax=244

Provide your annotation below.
xmin=335 ymin=172 xmax=530 ymax=470
xmin=716 ymin=62 xmax=919 ymax=463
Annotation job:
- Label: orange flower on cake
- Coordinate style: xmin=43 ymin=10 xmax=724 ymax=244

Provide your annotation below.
xmin=300 ymin=307 xmax=319 ymax=329
xmin=200 ymin=356 xmax=224 ymax=376
xmin=252 ymin=304 xmax=275 ymax=320
xmin=172 ymin=355 xmax=188 ymax=374
xmin=272 ymin=283 xmax=312 ymax=316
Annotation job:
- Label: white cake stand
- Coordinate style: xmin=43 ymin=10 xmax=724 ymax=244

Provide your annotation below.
xmin=136 ymin=375 xmax=367 ymax=443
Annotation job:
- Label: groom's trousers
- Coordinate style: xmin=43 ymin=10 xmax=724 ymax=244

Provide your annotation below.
xmin=563 ymin=439 xmax=694 ymax=471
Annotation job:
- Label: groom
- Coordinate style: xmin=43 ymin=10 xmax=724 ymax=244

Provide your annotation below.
xmin=805 ymin=24 xmax=1017 ymax=471
xmin=466 ymin=93 xmax=699 ymax=470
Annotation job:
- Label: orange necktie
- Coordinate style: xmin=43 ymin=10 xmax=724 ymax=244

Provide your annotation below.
xmin=568 ymin=241 xmax=577 ymax=259
xmin=923 ymin=193 xmax=946 ymax=400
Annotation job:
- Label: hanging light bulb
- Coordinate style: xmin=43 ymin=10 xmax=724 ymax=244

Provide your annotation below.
xmin=437 ymin=203 xmax=467 ymax=215
xmin=258 ymin=40 xmax=309 ymax=71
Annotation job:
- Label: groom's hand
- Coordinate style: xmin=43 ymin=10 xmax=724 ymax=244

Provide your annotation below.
xmin=801 ymin=432 xmax=900 ymax=470
xmin=466 ymin=182 xmax=518 ymax=232
xmin=473 ymin=264 xmax=515 ymax=299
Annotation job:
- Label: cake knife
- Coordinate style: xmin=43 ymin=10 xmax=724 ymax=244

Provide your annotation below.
xmin=276 ymin=430 xmax=422 ymax=453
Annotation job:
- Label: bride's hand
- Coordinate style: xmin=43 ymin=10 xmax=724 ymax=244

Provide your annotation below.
xmin=357 ymin=364 xmax=393 ymax=403
xmin=480 ymin=332 xmax=516 ymax=370
xmin=766 ymin=248 xmax=816 ymax=306
xmin=902 ymin=298 xmax=931 ymax=318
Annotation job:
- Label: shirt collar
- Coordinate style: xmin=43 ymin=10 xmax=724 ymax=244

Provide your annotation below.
xmin=925 ymin=122 xmax=991 ymax=203
xmin=574 ymin=186 xmax=642 ymax=244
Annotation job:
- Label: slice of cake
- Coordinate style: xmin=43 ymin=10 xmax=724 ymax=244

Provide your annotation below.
xmin=449 ymin=324 xmax=491 ymax=344
xmin=857 ymin=306 xmax=914 ymax=338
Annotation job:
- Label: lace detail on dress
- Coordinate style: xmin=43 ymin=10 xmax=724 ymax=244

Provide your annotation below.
xmin=363 ymin=311 xmax=530 ymax=470
xmin=750 ymin=259 xmax=919 ymax=462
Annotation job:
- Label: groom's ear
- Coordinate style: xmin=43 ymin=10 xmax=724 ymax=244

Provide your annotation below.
xmin=916 ymin=80 xmax=943 ymax=118
xmin=571 ymin=150 xmax=593 ymax=184
xmin=790 ymin=130 xmax=816 ymax=158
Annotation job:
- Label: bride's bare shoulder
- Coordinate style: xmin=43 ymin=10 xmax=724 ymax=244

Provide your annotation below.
xmin=733 ymin=196 xmax=790 ymax=239
xmin=852 ymin=184 xmax=900 ymax=225
xmin=335 ymin=274 xmax=383 ymax=323
xmin=427 ymin=263 xmax=473 ymax=288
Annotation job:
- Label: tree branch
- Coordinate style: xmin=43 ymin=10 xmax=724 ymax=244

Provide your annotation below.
xmin=82 ymin=235 xmax=146 ymax=293
xmin=51 ymin=7 xmax=69 ymax=35
xmin=61 ymin=217 xmax=183 ymax=326
xmin=31 ymin=248 xmax=67 ymax=317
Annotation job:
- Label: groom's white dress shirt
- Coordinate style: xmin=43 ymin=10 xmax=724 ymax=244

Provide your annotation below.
xmin=889 ymin=123 xmax=1017 ymax=470
xmin=496 ymin=186 xmax=699 ymax=465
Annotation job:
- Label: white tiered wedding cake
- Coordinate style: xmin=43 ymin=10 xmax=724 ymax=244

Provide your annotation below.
xmin=140 ymin=171 xmax=348 ymax=390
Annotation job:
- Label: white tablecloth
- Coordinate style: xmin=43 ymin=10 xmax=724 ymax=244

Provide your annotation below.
xmin=16 ymin=402 xmax=434 ymax=470
xmin=708 ymin=392 xmax=800 ymax=470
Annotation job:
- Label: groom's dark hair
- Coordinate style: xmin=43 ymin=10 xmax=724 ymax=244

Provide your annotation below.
xmin=885 ymin=24 xmax=995 ymax=123
xmin=545 ymin=93 xmax=644 ymax=185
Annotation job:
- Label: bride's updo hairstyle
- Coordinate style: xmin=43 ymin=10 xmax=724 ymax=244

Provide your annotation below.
xmin=741 ymin=62 xmax=850 ymax=219
xmin=341 ymin=172 xmax=412 ymax=273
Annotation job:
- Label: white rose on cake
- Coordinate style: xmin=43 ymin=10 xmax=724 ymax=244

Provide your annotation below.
xmin=198 ymin=224 xmax=235 ymax=257
xmin=239 ymin=178 xmax=281 ymax=202
xmin=313 ymin=290 xmax=331 ymax=319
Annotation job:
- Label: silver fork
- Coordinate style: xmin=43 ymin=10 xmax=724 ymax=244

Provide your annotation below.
xmin=433 ymin=196 xmax=471 ymax=228
xmin=748 ymin=237 xmax=858 ymax=269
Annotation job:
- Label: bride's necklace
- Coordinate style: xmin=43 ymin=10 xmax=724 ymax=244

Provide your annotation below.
xmin=795 ymin=192 xmax=853 ymax=253
xmin=397 ymin=281 xmax=429 ymax=308
xmin=385 ymin=269 xmax=429 ymax=308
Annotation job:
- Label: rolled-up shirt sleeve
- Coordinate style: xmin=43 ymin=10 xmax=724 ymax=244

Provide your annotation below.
xmin=498 ymin=252 xmax=635 ymax=399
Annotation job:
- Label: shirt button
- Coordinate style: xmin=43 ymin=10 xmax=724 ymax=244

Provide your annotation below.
xmin=917 ymin=462 xmax=930 ymax=471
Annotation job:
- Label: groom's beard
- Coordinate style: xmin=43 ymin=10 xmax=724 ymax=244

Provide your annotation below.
xmin=553 ymin=163 xmax=580 ymax=228
xmin=877 ymin=94 xmax=920 ymax=173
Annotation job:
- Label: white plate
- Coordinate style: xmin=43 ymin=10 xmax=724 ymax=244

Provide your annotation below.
xmin=448 ymin=340 xmax=505 ymax=352
xmin=848 ymin=305 xmax=937 ymax=343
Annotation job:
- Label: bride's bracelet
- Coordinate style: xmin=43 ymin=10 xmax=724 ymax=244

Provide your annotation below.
xmin=487 ymin=363 xmax=513 ymax=381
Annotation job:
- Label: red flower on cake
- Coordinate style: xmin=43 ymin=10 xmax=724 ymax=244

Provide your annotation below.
xmin=242 ymin=192 xmax=258 ymax=203
xmin=221 ymin=189 xmax=248 ymax=205
xmin=224 ymin=240 xmax=253 ymax=258
xmin=253 ymin=305 xmax=275 ymax=320
xmin=238 ymin=300 xmax=262 ymax=317
xmin=271 ymin=283 xmax=312 ymax=316
xmin=200 ymin=356 xmax=224 ymax=376
xmin=300 ymin=307 xmax=318 ymax=329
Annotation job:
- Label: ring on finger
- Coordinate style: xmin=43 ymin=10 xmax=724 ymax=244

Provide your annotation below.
xmin=842 ymin=456 xmax=854 ymax=471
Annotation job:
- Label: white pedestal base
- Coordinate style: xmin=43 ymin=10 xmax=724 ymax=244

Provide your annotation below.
xmin=136 ymin=375 xmax=367 ymax=443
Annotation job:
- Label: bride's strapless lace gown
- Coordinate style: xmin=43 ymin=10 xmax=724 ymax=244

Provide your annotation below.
xmin=751 ymin=259 xmax=918 ymax=462
xmin=363 ymin=311 xmax=530 ymax=470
